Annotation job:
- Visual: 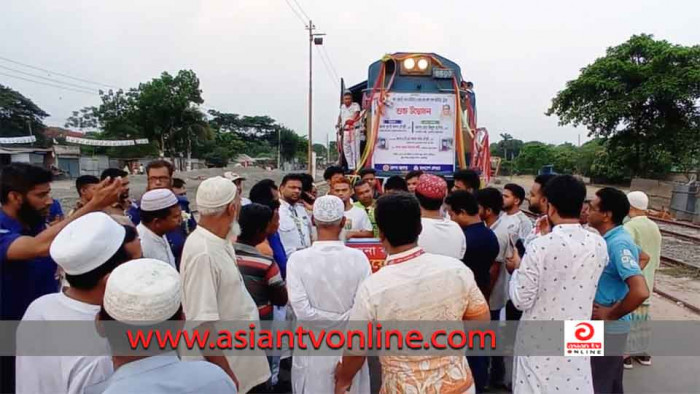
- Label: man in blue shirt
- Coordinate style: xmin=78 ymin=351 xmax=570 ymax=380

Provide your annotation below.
xmin=47 ymin=198 xmax=64 ymax=225
xmin=444 ymin=189 xmax=499 ymax=392
xmin=0 ymin=163 xmax=122 ymax=393
xmin=127 ymin=160 xmax=196 ymax=268
xmin=588 ymin=187 xmax=650 ymax=394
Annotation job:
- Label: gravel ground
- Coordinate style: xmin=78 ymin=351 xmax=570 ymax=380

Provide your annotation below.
xmin=50 ymin=166 xmax=297 ymax=212
xmin=661 ymin=237 xmax=700 ymax=268
xmin=655 ymin=220 xmax=700 ymax=239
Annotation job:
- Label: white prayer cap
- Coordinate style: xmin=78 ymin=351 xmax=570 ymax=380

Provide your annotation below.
xmin=627 ymin=191 xmax=649 ymax=211
xmin=313 ymin=195 xmax=344 ymax=223
xmin=140 ymin=188 xmax=179 ymax=212
xmin=104 ymin=258 xmax=181 ymax=325
xmin=223 ymin=171 xmax=246 ymax=182
xmin=50 ymin=212 xmax=125 ymax=275
xmin=196 ymin=176 xmax=238 ymax=209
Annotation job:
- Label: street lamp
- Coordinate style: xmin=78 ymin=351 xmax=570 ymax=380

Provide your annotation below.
xmin=307 ymin=20 xmax=325 ymax=175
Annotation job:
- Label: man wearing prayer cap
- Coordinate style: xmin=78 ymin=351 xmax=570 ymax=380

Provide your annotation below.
xmin=137 ymin=189 xmax=182 ymax=270
xmin=16 ymin=212 xmax=140 ymax=394
xmin=415 ymin=174 xmax=466 ymax=259
xmin=180 ymin=176 xmax=270 ymax=393
xmin=97 ymin=259 xmax=237 ymax=394
xmin=286 ymin=195 xmax=371 ymax=394
xmin=623 ymin=191 xmax=661 ymax=367
xmin=127 ymin=159 xmax=197 ymax=266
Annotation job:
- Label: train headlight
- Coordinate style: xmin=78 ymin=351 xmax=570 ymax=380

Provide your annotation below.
xmin=417 ymin=58 xmax=429 ymax=70
xmin=403 ymin=58 xmax=416 ymax=70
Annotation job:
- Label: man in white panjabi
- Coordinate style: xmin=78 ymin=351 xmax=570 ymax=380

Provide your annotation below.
xmin=136 ymin=188 xmax=181 ymax=269
xmin=16 ymin=213 xmax=137 ymax=394
xmin=509 ymin=175 xmax=608 ymax=394
xmin=286 ymin=195 xmax=371 ymax=393
xmin=337 ymin=90 xmax=361 ymax=170
xmin=179 ymin=176 xmax=270 ymax=393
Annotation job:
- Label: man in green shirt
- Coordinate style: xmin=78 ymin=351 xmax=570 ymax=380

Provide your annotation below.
xmin=623 ymin=191 xmax=662 ymax=368
xmin=352 ymin=180 xmax=378 ymax=237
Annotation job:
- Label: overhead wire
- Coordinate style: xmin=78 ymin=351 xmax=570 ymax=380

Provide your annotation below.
xmin=0 ymin=64 xmax=100 ymax=93
xmin=283 ymin=0 xmax=308 ymax=26
xmin=0 ymin=71 xmax=98 ymax=95
xmin=291 ymin=0 xmax=311 ymax=21
xmin=0 ymin=55 xmax=120 ymax=89
xmin=316 ymin=46 xmax=339 ymax=88
xmin=319 ymin=46 xmax=340 ymax=81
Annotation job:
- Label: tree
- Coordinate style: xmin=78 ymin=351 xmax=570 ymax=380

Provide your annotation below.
xmin=131 ymin=70 xmax=204 ymax=157
xmin=552 ymin=143 xmax=578 ymax=174
xmin=490 ymin=133 xmax=524 ymax=160
xmin=0 ymin=84 xmax=49 ymax=144
xmin=547 ymin=34 xmax=700 ymax=177
xmin=514 ymin=142 xmax=555 ymax=174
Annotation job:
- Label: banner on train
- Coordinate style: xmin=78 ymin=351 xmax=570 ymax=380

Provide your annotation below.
xmin=372 ymin=93 xmax=456 ymax=173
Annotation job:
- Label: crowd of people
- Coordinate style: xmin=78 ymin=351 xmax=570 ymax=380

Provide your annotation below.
xmin=0 ymin=161 xmax=662 ymax=394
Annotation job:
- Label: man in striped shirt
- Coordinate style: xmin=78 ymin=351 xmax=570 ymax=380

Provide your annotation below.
xmin=234 ymin=203 xmax=287 ymax=320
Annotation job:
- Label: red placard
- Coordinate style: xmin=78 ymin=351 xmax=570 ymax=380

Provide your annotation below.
xmin=346 ymin=239 xmax=387 ymax=273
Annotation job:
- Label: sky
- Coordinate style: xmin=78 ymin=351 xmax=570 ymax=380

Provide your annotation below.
xmin=1 ymin=0 xmax=699 ymax=145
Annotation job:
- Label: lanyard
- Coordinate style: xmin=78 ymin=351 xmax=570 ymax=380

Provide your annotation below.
xmin=289 ymin=204 xmax=308 ymax=248
xmin=386 ymin=248 xmax=425 ymax=266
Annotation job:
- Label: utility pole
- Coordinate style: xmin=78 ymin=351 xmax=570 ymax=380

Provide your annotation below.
xmin=306 ymin=20 xmax=324 ymax=174
xmin=277 ymin=126 xmax=281 ymax=170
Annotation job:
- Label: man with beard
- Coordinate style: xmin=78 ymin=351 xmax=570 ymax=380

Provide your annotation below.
xmin=0 ymin=163 xmax=122 ymax=393
xmin=277 ymin=174 xmax=312 ymax=258
xmin=180 ymin=176 xmax=269 ymax=393
xmin=100 ymin=168 xmax=133 ymax=226
xmin=127 ymin=159 xmax=196 ymax=264
xmin=523 ymin=174 xmax=556 ymax=247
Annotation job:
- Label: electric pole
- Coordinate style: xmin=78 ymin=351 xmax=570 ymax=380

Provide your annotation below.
xmin=306 ymin=20 xmax=324 ymax=174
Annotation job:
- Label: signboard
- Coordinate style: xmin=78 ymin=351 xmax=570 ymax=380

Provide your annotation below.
xmin=346 ymin=238 xmax=387 ymax=273
xmin=372 ymin=93 xmax=455 ymax=173
xmin=65 ymin=136 xmax=150 ymax=147
xmin=0 ymin=136 xmax=36 ymax=144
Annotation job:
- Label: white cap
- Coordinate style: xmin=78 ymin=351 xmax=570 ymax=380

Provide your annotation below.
xmin=197 ymin=176 xmax=238 ymax=209
xmin=223 ymin=172 xmax=246 ymax=182
xmin=140 ymin=189 xmax=179 ymax=212
xmin=104 ymin=258 xmax=181 ymax=325
xmin=50 ymin=212 xmax=125 ymax=275
xmin=627 ymin=191 xmax=649 ymax=211
xmin=313 ymin=195 xmax=345 ymax=223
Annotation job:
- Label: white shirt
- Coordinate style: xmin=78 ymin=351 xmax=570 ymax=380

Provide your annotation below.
xmin=137 ymin=223 xmax=176 ymax=269
xmin=509 ymin=224 xmax=608 ymax=394
xmin=417 ymin=217 xmax=467 ymax=259
xmin=179 ymin=226 xmax=270 ymax=394
xmin=278 ymin=199 xmax=312 ymax=257
xmin=241 ymin=197 xmax=251 ymax=206
xmin=16 ymin=292 xmax=113 ymax=394
xmin=507 ymin=210 xmax=533 ymax=241
xmin=489 ymin=212 xmax=518 ymax=311
xmin=339 ymin=102 xmax=361 ymax=126
xmin=349 ymin=247 xmax=488 ymax=393
xmin=340 ymin=205 xmax=373 ymax=241
xmin=286 ymin=241 xmax=371 ymax=394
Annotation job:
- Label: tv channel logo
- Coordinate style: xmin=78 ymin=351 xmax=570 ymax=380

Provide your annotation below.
xmin=564 ymin=320 xmax=604 ymax=357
